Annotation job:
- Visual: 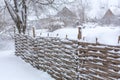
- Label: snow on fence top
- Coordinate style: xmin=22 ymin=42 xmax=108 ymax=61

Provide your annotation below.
xmin=27 ymin=26 xmax=120 ymax=45
xmin=15 ymin=34 xmax=120 ymax=80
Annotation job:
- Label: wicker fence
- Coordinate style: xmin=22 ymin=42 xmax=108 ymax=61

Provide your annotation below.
xmin=15 ymin=34 xmax=120 ymax=80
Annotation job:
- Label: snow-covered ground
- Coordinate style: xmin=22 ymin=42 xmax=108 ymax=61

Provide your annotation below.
xmin=35 ymin=25 xmax=120 ymax=45
xmin=0 ymin=23 xmax=120 ymax=80
xmin=0 ymin=39 xmax=55 ymax=80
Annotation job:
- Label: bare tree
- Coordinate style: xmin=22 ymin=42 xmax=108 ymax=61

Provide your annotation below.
xmin=75 ymin=0 xmax=91 ymax=25
xmin=4 ymin=0 xmax=54 ymax=34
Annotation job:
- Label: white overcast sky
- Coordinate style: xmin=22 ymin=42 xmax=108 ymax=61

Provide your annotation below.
xmin=0 ymin=0 xmax=119 ymax=7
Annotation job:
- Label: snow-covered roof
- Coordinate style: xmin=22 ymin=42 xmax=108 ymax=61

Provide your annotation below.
xmin=110 ymin=7 xmax=120 ymax=16
xmin=100 ymin=7 xmax=120 ymax=19
xmin=102 ymin=9 xmax=115 ymax=19
xmin=56 ymin=7 xmax=77 ymax=18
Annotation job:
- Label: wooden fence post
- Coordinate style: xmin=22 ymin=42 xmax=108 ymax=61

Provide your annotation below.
xmin=83 ymin=36 xmax=85 ymax=41
xmin=47 ymin=33 xmax=49 ymax=37
xmin=76 ymin=42 xmax=80 ymax=80
xmin=56 ymin=34 xmax=59 ymax=37
xmin=96 ymin=37 xmax=98 ymax=44
xmin=32 ymin=27 xmax=35 ymax=38
xmin=78 ymin=27 xmax=82 ymax=40
xmin=118 ymin=36 xmax=120 ymax=44
xmin=27 ymin=28 xmax=30 ymax=36
xmin=66 ymin=35 xmax=68 ymax=39
xmin=40 ymin=33 xmax=42 ymax=36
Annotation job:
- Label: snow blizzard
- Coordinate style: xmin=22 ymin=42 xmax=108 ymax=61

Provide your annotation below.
xmin=0 ymin=39 xmax=55 ymax=80
xmin=0 ymin=24 xmax=120 ymax=80
xmin=36 ymin=24 xmax=120 ymax=45
xmin=0 ymin=0 xmax=120 ymax=79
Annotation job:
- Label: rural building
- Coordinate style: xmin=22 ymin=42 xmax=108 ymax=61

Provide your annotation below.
xmin=100 ymin=9 xmax=120 ymax=25
xmin=55 ymin=7 xmax=78 ymax=27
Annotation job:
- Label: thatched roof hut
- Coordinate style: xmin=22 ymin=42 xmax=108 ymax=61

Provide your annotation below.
xmin=101 ymin=9 xmax=120 ymax=25
xmin=55 ymin=7 xmax=78 ymax=27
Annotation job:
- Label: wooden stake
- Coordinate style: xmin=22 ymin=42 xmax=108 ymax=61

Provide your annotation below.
xmin=96 ymin=37 xmax=98 ymax=44
xmin=27 ymin=28 xmax=30 ymax=36
xmin=47 ymin=33 xmax=49 ymax=37
xmin=83 ymin=36 xmax=85 ymax=41
xmin=40 ymin=33 xmax=42 ymax=35
xmin=78 ymin=27 xmax=82 ymax=40
xmin=32 ymin=27 xmax=35 ymax=37
xmin=66 ymin=35 xmax=68 ymax=39
xmin=118 ymin=36 xmax=120 ymax=44
xmin=56 ymin=34 xmax=59 ymax=37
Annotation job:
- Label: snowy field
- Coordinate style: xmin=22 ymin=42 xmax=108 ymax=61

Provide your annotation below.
xmin=0 ymin=24 xmax=120 ymax=80
xmin=0 ymin=39 xmax=55 ymax=80
xmin=35 ymin=25 xmax=120 ymax=45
